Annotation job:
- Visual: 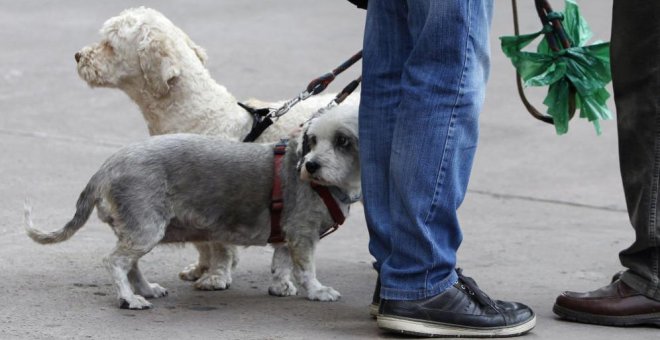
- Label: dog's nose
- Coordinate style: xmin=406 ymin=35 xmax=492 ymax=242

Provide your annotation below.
xmin=74 ymin=52 xmax=81 ymax=63
xmin=305 ymin=161 xmax=320 ymax=174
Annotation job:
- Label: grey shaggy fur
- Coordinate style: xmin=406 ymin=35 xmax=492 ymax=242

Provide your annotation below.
xmin=25 ymin=108 xmax=359 ymax=309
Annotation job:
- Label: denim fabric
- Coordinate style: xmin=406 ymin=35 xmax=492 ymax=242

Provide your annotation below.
xmin=612 ymin=0 xmax=660 ymax=300
xmin=359 ymin=0 xmax=493 ymax=300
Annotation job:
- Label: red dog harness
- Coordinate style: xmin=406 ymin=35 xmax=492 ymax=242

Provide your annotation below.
xmin=267 ymin=141 xmax=346 ymax=243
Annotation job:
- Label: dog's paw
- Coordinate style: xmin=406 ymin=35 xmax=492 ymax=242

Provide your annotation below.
xmin=179 ymin=263 xmax=206 ymax=281
xmin=193 ymin=273 xmax=231 ymax=291
xmin=119 ymin=295 xmax=153 ymax=310
xmin=307 ymin=286 xmax=341 ymax=302
xmin=140 ymin=283 xmax=168 ymax=299
xmin=268 ymin=281 xmax=298 ymax=297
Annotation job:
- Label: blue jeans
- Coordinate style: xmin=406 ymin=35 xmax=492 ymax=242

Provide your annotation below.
xmin=359 ymin=0 xmax=493 ymax=300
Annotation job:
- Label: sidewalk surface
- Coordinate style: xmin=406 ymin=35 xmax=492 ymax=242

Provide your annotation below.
xmin=1 ymin=1 xmax=657 ymax=339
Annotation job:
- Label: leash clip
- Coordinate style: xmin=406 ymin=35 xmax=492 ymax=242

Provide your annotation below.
xmin=306 ymin=72 xmax=335 ymax=95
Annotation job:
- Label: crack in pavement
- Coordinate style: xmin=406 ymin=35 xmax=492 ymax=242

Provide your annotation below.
xmin=468 ymin=189 xmax=627 ymax=213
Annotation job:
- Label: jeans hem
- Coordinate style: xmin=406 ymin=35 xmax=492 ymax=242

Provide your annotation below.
xmin=620 ymin=270 xmax=660 ymax=301
xmin=379 ymin=270 xmax=459 ymax=300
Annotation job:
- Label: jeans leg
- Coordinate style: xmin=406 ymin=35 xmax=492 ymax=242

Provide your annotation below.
xmin=612 ymin=0 xmax=660 ymax=300
xmin=362 ymin=0 xmax=493 ymax=301
xmin=360 ymin=1 xmax=412 ymax=273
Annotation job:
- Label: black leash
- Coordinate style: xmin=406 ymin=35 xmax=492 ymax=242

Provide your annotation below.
xmin=511 ymin=0 xmax=576 ymax=125
xmin=241 ymin=51 xmax=362 ymax=142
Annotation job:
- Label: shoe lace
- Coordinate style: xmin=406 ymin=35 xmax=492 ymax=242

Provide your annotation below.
xmin=456 ymin=268 xmax=500 ymax=311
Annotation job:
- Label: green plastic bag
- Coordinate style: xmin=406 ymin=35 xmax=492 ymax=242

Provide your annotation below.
xmin=500 ymin=0 xmax=612 ymax=135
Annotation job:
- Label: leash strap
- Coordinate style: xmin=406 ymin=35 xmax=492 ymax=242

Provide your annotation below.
xmin=268 ymin=141 xmax=288 ymax=243
xmin=304 ymin=50 xmax=363 ymax=98
xmin=311 ymin=182 xmax=346 ymax=240
xmin=268 ymin=50 xmax=362 ymax=120
xmin=300 ymin=75 xmax=362 ymax=128
xmin=241 ymin=51 xmax=362 ymax=142
xmin=334 ymin=75 xmax=362 ymax=105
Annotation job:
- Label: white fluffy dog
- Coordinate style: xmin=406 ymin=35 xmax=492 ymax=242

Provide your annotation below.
xmin=75 ymin=7 xmax=359 ymax=291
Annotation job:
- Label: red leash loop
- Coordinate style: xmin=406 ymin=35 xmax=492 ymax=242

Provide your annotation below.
xmin=305 ymin=50 xmax=362 ymax=97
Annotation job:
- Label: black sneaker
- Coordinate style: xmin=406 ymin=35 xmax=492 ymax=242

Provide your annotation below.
xmin=377 ymin=269 xmax=536 ymax=338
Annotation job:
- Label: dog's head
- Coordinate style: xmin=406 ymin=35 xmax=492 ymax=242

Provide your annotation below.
xmin=297 ymin=105 xmax=360 ymax=199
xmin=75 ymin=7 xmax=207 ymax=97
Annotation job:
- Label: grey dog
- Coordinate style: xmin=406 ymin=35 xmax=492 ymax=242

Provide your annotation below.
xmin=25 ymin=106 xmax=360 ymax=310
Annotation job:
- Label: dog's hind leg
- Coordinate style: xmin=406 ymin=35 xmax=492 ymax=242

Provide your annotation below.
xmin=104 ymin=246 xmax=152 ymax=310
xmin=193 ymin=242 xmax=236 ymax=291
xmin=104 ymin=220 xmax=167 ymax=310
xmin=179 ymin=242 xmax=211 ymax=281
xmin=288 ymin=237 xmax=340 ymax=302
xmin=128 ymin=262 xmax=168 ymax=299
xmin=268 ymin=243 xmax=297 ymax=297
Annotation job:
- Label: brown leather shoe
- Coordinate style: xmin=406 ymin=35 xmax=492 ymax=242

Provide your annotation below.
xmin=553 ymin=278 xmax=660 ymax=326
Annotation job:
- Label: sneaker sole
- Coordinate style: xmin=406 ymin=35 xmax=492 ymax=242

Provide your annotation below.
xmin=553 ymin=304 xmax=660 ymax=327
xmin=369 ymin=303 xmax=379 ymax=318
xmin=377 ymin=314 xmax=536 ymax=338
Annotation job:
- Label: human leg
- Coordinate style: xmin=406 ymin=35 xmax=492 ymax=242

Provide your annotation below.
xmin=378 ymin=0 xmax=491 ymax=300
xmin=553 ymin=0 xmax=660 ymax=326
xmin=613 ymin=0 xmax=660 ymax=299
xmin=359 ymin=0 xmax=411 ymax=275
xmin=362 ymin=0 xmax=487 ymax=303
xmin=362 ymin=0 xmax=535 ymax=336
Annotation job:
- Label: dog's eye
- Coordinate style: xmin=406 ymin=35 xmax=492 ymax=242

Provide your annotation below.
xmin=336 ymin=135 xmax=350 ymax=148
xmin=308 ymin=135 xmax=317 ymax=146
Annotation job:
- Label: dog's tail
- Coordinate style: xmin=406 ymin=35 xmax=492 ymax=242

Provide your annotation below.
xmin=24 ymin=183 xmax=96 ymax=244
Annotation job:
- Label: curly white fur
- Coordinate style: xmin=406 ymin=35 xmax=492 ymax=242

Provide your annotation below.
xmin=76 ymin=7 xmax=358 ymax=138
xmin=75 ymin=7 xmax=359 ymax=292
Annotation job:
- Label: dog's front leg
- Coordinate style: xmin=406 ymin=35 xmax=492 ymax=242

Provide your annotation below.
xmin=288 ymin=236 xmax=340 ymax=302
xmin=268 ymin=243 xmax=297 ymax=297
xmin=179 ymin=242 xmax=211 ymax=281
xmin=193 ymin=242 xmax=236 ymax=291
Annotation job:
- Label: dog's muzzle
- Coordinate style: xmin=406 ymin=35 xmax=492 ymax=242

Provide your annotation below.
xmin=305 ymin=161 xmax=320 ymax=174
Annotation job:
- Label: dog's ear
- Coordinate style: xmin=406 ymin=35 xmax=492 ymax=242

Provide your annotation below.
xmin=137 ymin=30 xmax=181 ymax=97
xmin=295 ymin=123 xmax=311 ymax=172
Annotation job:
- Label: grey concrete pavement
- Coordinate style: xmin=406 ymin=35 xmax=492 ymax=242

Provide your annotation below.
xmin=1 ymin=0 xmax=656 ymax=339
